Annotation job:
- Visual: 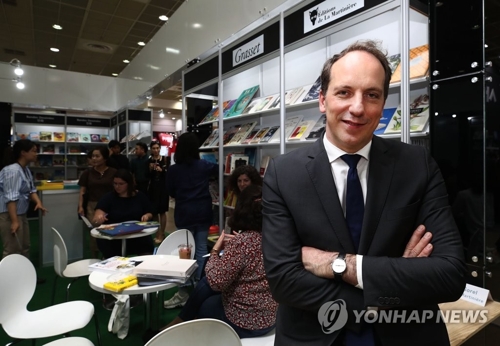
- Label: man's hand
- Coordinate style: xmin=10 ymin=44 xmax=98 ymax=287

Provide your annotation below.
xmin=403 ymin=224 xmax=433 ymax=258
xmin=302 ymin=247 xmax=335 ymax=279
xmin=10 ymin=220 xmax=19 ymax=234
xmin=34 ymin=203 xmax=48 ymax=216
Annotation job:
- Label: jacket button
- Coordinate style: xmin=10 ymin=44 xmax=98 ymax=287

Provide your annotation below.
xmin=384 ymin=297 xmax=390 ymax=305
xmin=378 ymin=297 xmax=385 ymax=305
xmin=395 ymin=298 xmax=400 ymax=304
xmin=389 ymin=298 xmax=394 ymax=305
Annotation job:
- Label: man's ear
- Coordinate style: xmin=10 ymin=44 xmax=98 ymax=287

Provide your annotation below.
xmin=319 ymin=90 xmax=326 ymax=114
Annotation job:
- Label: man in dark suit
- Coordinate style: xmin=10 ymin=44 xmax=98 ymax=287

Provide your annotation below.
xmin=262 ymin=40 xmax=466 ymax=346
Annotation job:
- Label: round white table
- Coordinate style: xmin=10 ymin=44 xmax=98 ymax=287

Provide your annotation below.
xmin=88 ymin=255 xmax=179 ymax=330
xmin=90 ymin=226 xmax=158 ymax=257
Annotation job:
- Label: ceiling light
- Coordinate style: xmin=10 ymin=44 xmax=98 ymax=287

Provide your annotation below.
xmin=10 ymin=59 xmax=23 ymax=76
xmin=172 ymin=117 xmax=176 ymax=120
xmin=193 ymin=23 xmax=202 ymax=29
xmin=112 ymin=73 xmax=118 ymax=77
xmin=50 ymin=47 xmax=59 ymax=52
xmin=52 ymin=24 xmax=63 ymax=30
xmin=485 ymin=44 xmax=488 ymax=48
xmin=159 ymin=110 xmax=165 ymax=118
xmin=166 ymin=47 xmax=180 ymax=54
xmin=138 ymin=41 xmax=146 ymax=46
xmin=159 ymin=15 xmax=168 ymax=21
xmin=123 ymin=59 xmax=130 ymax=63
xmin=16 ymin=78 xmax=25 ymax=90
xmin=49 ymin=64 xmax=57 ymax=68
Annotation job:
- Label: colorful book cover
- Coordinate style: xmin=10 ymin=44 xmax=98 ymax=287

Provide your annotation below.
xmin=302 ymin=76 xmax=321 ymax=102
xmin=285 ymin=87 xmax=305 ymax=105
xmin=38 ymin=156 xmax=52 ymax=167
xmin=199 ymin=152 xmax=218 ymax=164
xmin=390 ymin=44 xmax=429 ymax=83
xmin=90 ymin=134 xmax=101 ymax=143
xmin=16 ymin=133 xmax=29 ymax=140
xmin=201 ymin=129 xmax=220 ymax=147
xmin=100 ymin=134 xmax=110 ymax=143
xmin=227 ymin=122 xmax=257 ymax=145
xmin=241 ymin=127 xmax=261 ymax=145
xmin=270 ymin=115 xmax=304 ymax=142
xmin=242 ymin=98 xmax=263 ymax=114
xmin=291 ymin=85 xmax=312 ymax=105
xmin=222 ymin=100 xmax=237 ymax=118
xmin=374 ymin=108 xmax=397 ymax=135
xmin=67 ymin=132 xmax=79 ymax=142
xmin=253 ymin=95 xmax=276 ymax=112
xmin=69 ymin=145 xmax=81 ymax=154
xmin=306 ymin=114 xmax=326 ymax=139
xmin=267 ymin=93 xmax=287 ymax=110
xmin=80 ymin=134 xmax=91 ymax=143
xmin=41 ymin=144 xmax=55 ymax=154
xmin=52 ymin=155 xmax=65 ymax=166
xmin=29 ymin=132 xmax=39 ymax=141
xmin=250 ymin=127 xmax=270 ymax=144
xmin=387 ymin=53 xmax=401 ymax=75
xmin=200 ymin=106 xmax=219 ymax=124
xmin=259 ymin=126 xmax=280 ymax=143
xmin=53 ymin=132 xmax=65 ymax=142
xmin=39 ymin=131 xmax=52 ymax=141
xmin=56 ymin=145 xmax=65 ymax=154
xmin=384 ymin=94 xmax=430 ymax=134
xmin=244 ymin=147 xmax=257 ymax=167
xmin=288 ymin=120 xmax=315 ymax=140
xmin=222 ymin=125 xmax=241 ymax=145
xmin=226 ymin=85 xmax=259 ymax=118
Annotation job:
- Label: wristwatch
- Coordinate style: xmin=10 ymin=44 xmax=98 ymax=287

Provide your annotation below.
xmin=332 ymin=253 xmax=346 ymax=282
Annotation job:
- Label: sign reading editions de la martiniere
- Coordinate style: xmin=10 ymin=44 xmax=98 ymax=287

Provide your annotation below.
xmin=304 ymin=0 xmax=365 ymax=34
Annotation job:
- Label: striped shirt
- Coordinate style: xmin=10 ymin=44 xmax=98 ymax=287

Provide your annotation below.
xmin=0 ymin=163 xmax=37 ymax=214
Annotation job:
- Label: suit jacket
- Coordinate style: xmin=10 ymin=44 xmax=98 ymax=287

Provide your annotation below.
xmin=262 ymin=135 xmax=466 ymax=346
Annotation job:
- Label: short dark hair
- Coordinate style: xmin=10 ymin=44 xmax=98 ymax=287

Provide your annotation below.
xmin=228 ymin=165 xmax=262 ymax=195
xmin=12 ymin=139 xmax=37 ymax=161
xmin=135 ymin=142 xmax=148 ymax=152
xmin=174 ymin=132 xmax=200 ymax=165
xmin=114 ymin=169 xmax=135 ymax=197
xmin=93 ymin=146 xmax=110 ymax=160
xmin=228 ymin=184 xmax=262 ymax=232
xmin=320 ymin=40 xmax=391 ymax=100
xmin=150 ymin=141 xmax=160 ymax=149
xmin=108 ymin=140 xmax=120 ymax=149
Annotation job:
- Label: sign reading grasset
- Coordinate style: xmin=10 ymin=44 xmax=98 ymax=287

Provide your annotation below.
xmin=232 ymin=35 xmax=264 ymax=67
xmin=304 ymin=0 xmax=364 ymax=34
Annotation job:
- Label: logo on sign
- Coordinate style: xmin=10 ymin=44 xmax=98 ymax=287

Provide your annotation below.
xmin=304 ymin=0 xmax=364 ymax=34
xmin=233 ymin=35 xmax=264 ymax=67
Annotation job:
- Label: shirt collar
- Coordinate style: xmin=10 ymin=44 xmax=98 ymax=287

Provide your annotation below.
xmin=322 ymin=134 xmax=372 ymax=163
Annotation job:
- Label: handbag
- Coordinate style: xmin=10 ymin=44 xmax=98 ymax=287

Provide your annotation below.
xmin=107 ymin=294 xmax=130 ymax=339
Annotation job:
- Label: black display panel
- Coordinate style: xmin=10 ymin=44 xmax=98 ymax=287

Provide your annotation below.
xmin=14 ymin=113 xmax=65 ymax=125
xmin=185 ymin=56 xmax=219 ymax=91
xmin=128 ymin=109 xmax=151 ymax=121
xmin=118 ymin=110 xmax=126 ymax=123
xmin=66 ymin=117 xmax=110 ymax=127
xmin=110 ymin=116 xmax=117 ymax=127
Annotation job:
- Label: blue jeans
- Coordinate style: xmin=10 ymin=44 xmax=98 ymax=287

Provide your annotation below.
xmin=183 ymin=223 xmax=209 ymax=280
xmin=178 ymin=277 xmax=275 ymax=338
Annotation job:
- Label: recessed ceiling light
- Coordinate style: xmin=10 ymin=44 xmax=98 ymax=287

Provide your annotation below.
xmin=50 ymin=47 xmax=59 ymax=52
xmin=52 ymin=24 xmax=62 ymax=30
xmin=166 ymin=47 xmax=180 ymax=54
xmin=172 ymin=117 xmax=176 ymax=120
xmin=123 ymin=59 xmax=130 ymax=63
xmin=138 ymin=41 xmax=146 ymax=46
xmin=193 ymin=23 xmax=202 ymax=29
xmin=159 ymin=15 xmax=168 ymax=21
xmin=112 ymin=73 xmax=118 ymax=77
xmin=49 ymin=64 xmax=57 ymax=68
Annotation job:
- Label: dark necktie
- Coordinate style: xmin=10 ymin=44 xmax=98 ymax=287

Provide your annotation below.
xmin=341 ymin=154 xmax=375 ymax=346
xmin=341 ymin=154 xmax=364 ymax=252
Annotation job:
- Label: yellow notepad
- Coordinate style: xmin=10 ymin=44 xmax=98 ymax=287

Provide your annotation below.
xmin=103 ymin=275 xmax=138 ymax=292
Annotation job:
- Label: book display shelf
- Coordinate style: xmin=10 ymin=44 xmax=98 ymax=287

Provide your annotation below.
xmin=183 ymin=0 xmax=430 ymax=225
xmin=114 ymin=109 xmax=152 ymax=158
xmin=13 ymin=112 xmax=113 ymax=181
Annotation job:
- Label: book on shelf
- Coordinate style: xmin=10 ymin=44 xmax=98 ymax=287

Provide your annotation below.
xmin=39 ymin=131 xmax=52 ymax=141
xmin=285 ymin=87 xmax=305 ymax=106
xmin=288 ymin=120 xmax=316 ymax=140
xmin=80 ymin=134 xmax=91 ymax=143
xmin=384 ymin=94 xmax=430 ymax=134
xmin=390 ymin=44 xmax=429 ymax=83
xmin=269 ymin=115 xmax=304 ymax=143
xmin=374 ymin=108 xmax=397 ymax=135
xmin=244 ymin=147 xmax=257 ymax=167
xmin=200 ymin=152 xmax=218 ymax=164
xmin=88 ymin=256 xmax=140 ymax=274
xmin=241 ymin=98 xmax=263 ymax=114
xmin=222 ymin=125 xmax=241 ymax=145
xmin=53 ymin=132 xmax=65 ymax=142
xmin=52 ymin=169 xmax=65 ymax=180
xmin=387 ymin=53 xmax=401 ymax=74
xmin=66 ymin=156 xmax=77 ymax=166
xmin=56 ymin=145 xmax=65 ymax=154
xmin=291 ymin=84 xmax=313 ymax=105
xmin=260 ymin=155 xmax=272 ymax=176
xmin=128 ymin=147 xmax=136 ymax=155
xmin=201 ymin=129 xmax=220 ymax=147
xmin=136 ymin=130 xmax=151 ymax=140
xmin=67 ymin=132 xmax=79 ymax=142
xmin=230 ymin=154 xmax=249 ymax=173
xmin=16 ymin=133 xmax=29 ymax=140
xmin=259 ymin=126 xmax=280 ymax=143
xmin=76 ymin=156 xmax=88 ymax=166
xmin=40 ymin=144 xmax=55 ymax=154
xmin=38 ymin=156 xmax=52 ymax=167
xmin=208 ymin=178 xmax=219 ymax=203
xmin=226 ymin=85 xmax=259 ymax=118
xmin=301 ymin=76 xmax=321 ymax=102
xmin=222 ymin=100 xmax=237 ymax=118
xmin=306 ymin=114 xmax=326 ymax=139
xmin=29 ymin=132 xmax=39 ymax=141
xmin=69 ymin=145 xmax=82 ymax=154
xmin=100 ymin=134 xmax=111 ymax=143
xmin=267 ymin=93 xmax=286 ymax=110
xmin=241 ymin=127 xmax=261 ymax=145
xmin=52 ymin=155 xmax=65 ymax=166
xmin=249 ymin=127 xmax=270 ymax=144
xmin=90 ymin=134 xmax=101 ymax=143
xmin=253 ymin=95 xmax=276 ymax=112
xmin=227 ymin=122 xmax=257 ymax=145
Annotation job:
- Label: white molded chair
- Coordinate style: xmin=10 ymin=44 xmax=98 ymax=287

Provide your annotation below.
xmin=42 ymin=337 xmax=95 ymax=346
xmin=52 ymin=227 xmax=101 ymax=304
xmin=157 ymin=229 xmax=195 ymax=258
xmin=240 ymin=329 xmax=276 ymax=346
xmin=145 ymin=318 xmax=242 ymax=346
xmin=0 ymin=254 xmax=101 ymax=346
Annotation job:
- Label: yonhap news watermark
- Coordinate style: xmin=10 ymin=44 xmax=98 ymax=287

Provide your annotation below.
xmin=318 ymin=299 xmax=488 ymax=334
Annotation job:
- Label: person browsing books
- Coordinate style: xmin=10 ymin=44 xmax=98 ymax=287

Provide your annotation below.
xmin=146 ymin=185 xmax=277 ymax=342
xmin=0 ymin=140 xmax=48 ymax=259
xmin=92 ymin=169 xmax=154 ymax=258
xmin=262 ymin=40 xmax=466 ymax=346
xmin=78 ymin=146 xmax=117 ymax=258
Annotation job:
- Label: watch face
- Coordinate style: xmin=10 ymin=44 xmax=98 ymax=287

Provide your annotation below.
xmin=332 ymin=259 xmax=347 ymax=274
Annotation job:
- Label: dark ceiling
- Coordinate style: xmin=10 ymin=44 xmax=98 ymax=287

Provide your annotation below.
xmin=0 ymin=0 xmax=183 ymax=77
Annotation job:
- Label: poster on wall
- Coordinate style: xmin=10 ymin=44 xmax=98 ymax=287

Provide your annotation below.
xmin=152 ymin=132 xmax=175 ymax=156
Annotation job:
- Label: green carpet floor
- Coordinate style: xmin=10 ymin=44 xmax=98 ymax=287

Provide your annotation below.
xmin=0 ymin=220 xmax=181 ymax=346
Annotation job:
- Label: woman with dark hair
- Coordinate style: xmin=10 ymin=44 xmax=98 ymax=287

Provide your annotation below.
xmin=0 ymin=140 xmax=47 ymax=258
xmin=78 ymin=146 xmax=117 ymax=257
xmin=164 ymin=132 xmax=219 ymax=308
xmin=147 ymin=141 xmax=170 ymax=244
xmin=92 ymin=169 xmax=154 ymax=258
xmin=150 ymin=185 xmax=277 ymax=340
xmin=228 ymin=164 xmax=262 ymax=196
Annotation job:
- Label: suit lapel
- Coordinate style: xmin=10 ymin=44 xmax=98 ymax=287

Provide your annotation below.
xmin=358 ymin=136 xmax=394 ymax=254
xmin=305 ymin=139 xmax=356 ymax=253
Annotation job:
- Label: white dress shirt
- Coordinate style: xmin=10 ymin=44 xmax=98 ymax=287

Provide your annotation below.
xmin=323 ymin=135 xmax=371 ymax=289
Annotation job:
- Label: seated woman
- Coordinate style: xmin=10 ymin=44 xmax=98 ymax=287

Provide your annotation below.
xmin=150 ymin=185 xmax=277 ymax=340
xmin=92 ymin=169 xmax=154 ymax=258
xmin=228 ymin=165 xmax=262 ymax=195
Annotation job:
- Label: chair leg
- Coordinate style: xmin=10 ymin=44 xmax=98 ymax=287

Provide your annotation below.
xmin=66 ymin=277 xmax=80 ymax=301
xmin=5 ymin=339 xmax=22 ymax=346
xmin=94 ymin=312 xmax=102 ymax=346
xmin=31 ymin=340 xmax=36 ymax=346
xmin=51 ymin=276 xmax=58 ymax=305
